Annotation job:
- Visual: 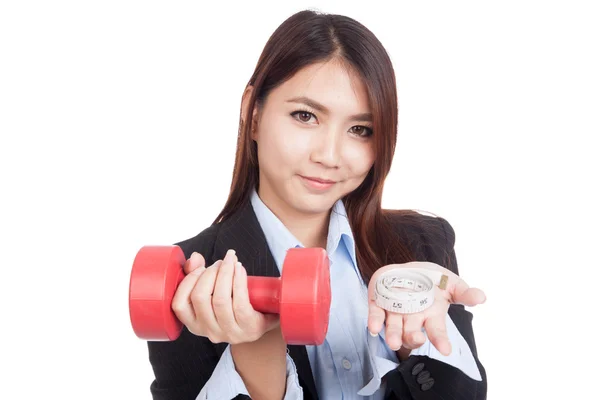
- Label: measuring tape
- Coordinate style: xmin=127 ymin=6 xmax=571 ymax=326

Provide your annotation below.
xmin=374 ymin=266 xmax=449 ymax=314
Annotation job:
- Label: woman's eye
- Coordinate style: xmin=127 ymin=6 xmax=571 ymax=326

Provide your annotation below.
xmin=291 ymin=111 xmax=372 ymax=136
xmin=350 ymin=126 xmax=373 ymax=137
xmin=291 ymin=111 xmax=316 ymax=123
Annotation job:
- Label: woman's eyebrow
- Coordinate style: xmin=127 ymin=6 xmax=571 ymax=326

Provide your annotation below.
xmin=286 ymin=96 xmax=372 ymax=122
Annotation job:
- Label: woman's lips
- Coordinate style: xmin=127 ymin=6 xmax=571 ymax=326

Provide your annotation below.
xmin=299 ymin=175 xmax=336 ymax=191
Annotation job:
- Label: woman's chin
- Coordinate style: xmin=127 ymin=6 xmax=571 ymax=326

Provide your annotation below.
xmin=288 ymin=192 xmax=337 ymax=215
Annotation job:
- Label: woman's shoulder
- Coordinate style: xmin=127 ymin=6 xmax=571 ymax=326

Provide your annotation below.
xmin=172 ymin=222 xmax=222 ymax=260
xmin=383 ymin=208 xmax=456 ymax=263
xmin=384 ymin=207 xmax=454 ymax=237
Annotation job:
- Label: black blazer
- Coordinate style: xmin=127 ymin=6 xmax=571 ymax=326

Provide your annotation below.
xmin=146 ymin=200 xmax=487 ymax=400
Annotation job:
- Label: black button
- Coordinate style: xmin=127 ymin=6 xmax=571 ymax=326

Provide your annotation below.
xmin=416 ymin=370 xmax=431 ymax=384
xmin=421 ymin=377 xmax=435 ymax=391
xmin=411 ymin=362 xmax=425 ymax=375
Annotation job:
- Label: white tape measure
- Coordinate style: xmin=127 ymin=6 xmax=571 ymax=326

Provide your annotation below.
xmin=374 ymin=265 xmax=449 ymax=314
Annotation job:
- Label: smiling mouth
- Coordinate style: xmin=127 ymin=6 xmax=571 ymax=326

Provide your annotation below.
xmin=300 ymin=176 xmax=336 ymax=184
xmin=298 ymin=175 xmax=337 ymax=191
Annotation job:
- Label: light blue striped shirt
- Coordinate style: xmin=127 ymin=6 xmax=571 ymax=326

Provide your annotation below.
xmin=197 ymin=189 xmax=481 ymax=399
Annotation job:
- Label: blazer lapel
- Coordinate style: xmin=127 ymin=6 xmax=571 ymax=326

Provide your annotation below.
xmin=214 ymin=201 xmax=319 ymax=400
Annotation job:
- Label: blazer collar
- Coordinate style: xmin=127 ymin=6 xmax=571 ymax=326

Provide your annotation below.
xmin=214 ymin=199 xmax=319 ymax=400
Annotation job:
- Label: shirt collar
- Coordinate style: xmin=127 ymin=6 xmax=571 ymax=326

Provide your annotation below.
xmin=326 ymin=196 xmax=356 ymax=266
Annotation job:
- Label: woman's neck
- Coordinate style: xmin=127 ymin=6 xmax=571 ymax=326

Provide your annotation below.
xmin=257 ymin=188 xmax=330 ymax=249
xmin=283 ymin=212 xmax=329 ymax=249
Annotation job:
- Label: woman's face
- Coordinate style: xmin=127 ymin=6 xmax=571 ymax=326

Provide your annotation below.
xmin=250 ymin=59 xmax=376 ymax=218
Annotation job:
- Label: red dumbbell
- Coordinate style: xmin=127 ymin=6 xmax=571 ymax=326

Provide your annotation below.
xmin=128 ymin=246 xmax=331 ymax=345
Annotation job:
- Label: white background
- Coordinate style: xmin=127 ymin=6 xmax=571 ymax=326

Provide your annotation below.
xmin=1 ymin=1 xmax=598 ymax=399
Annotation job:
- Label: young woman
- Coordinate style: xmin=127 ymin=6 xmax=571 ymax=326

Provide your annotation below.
xmin=147 ymin=9 xmax=487 ymax=400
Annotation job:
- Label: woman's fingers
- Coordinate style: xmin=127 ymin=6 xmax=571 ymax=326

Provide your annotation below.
xmin=171 ymin=266 xmax=204 ymax=326
xmin=384 ymin=312 xmax=404 ymax=351
xmin=232 ymin=261 xmax=279 ymax=337
xmin=401 ymin=313 xmax=426 ymax=350
xmin=172 ymin=248 xmax=283 ymax=344
xmin=424 ymin=314 xmax=451 ymax=356
xmin=232 ymin=261 xmax=254 ymax=326
xmin=172 ymin=251 xmax=207 ymax=324
xmin=189 ymin=259 xmax=222 ymax=337
xmin=451 ymin=278 xmax=487 ymax=307
xmin=367 ymin=300 xmax=386 ymax=336
xmin=212 ymin=249 xmax=239 ymax=333
xmin=183 ymin=252 xmax=206 ymax=275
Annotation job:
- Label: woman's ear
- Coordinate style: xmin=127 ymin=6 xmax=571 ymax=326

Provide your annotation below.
xmin=241 ymin=85 xmax=259 ymax=140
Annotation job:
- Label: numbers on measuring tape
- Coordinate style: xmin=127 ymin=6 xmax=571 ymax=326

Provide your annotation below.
xmin=375 ymin=268 xmax=447 ymax=314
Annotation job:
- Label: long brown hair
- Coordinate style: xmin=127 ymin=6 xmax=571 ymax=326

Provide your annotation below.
xmin=214 ymin=10 xmax=444 ymax=284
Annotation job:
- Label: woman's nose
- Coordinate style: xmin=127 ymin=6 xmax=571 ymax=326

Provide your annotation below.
xmin=310 ymin=128 xmax=341 ymax=168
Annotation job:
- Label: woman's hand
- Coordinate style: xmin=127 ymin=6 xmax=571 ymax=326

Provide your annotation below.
xmin=171 ymin=249 xmax=280 ymax=344
xmin=367 ymin=261 xmax=486 ymax=356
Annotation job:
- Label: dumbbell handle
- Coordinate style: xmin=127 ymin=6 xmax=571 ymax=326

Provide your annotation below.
xmin=247 ymin=277 xmax=281 ymax=314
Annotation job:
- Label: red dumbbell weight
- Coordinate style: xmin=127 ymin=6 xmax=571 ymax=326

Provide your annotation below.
xmin=128 ymin=246 xmax=331 ymax=345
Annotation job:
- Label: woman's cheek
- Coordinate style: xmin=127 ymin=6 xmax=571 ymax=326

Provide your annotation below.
xmin=343 ymin=142 xmax=375 ymax=173
xmin=277 ymin=128 xmax=312 ymax=163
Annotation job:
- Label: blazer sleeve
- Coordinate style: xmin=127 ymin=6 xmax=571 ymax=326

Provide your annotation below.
xmin=146 ymin=226 xmax=253 ymax=400
xmin=384 ymin=216 xmax=488 ymax=400
xmin=148 ymin=329 xmax=234 ymax=399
